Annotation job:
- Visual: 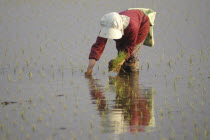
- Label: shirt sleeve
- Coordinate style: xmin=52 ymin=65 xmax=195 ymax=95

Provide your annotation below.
xmin=89 ymin=36 xmax=107 ymax=61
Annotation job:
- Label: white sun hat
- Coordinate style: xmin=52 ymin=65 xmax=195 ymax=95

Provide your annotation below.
xmin=99 ymin=12 xmax=124 ymax=39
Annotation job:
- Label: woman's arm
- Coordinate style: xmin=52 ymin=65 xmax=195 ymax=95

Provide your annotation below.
xmin=85 ymin=59 xmax=96 ymax=75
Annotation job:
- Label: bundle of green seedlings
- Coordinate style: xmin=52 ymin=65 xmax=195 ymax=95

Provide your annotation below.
xmin=108 ymin=51 xmax=127 ymax=72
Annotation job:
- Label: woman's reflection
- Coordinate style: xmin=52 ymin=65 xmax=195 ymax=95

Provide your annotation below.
xmin=86 ymin=71 xmax=155 ymax=134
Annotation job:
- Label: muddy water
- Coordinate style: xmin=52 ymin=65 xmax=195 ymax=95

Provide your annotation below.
xmin=0 ymin=0 xmax=210 ymax=140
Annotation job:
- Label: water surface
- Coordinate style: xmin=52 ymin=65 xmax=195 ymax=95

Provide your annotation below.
xmin=0 ymin=0 xmax=209 ymax=140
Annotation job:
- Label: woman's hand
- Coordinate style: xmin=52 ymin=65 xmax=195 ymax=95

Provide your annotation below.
xmin=85 ymin=69 xmax=92 ymax=76
xmin=85 ymin=59 xmax=96 ymax=76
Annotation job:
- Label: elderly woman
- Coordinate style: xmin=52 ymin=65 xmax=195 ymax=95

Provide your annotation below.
xmin=85 ymin=8 xmax=156 ymax=75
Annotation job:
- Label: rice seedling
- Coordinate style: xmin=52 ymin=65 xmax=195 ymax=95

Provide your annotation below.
xmin=21 ymin=110 xmax=25 ymax=120
xmin=26 ymin=133 xmax=31 ymax=140
xmin=6 ymin=87 xmax=9 ymax=94
xmin=73 ymin=109 xmax=77 ymax=116
xmin=4 ymin=48 xmax=7 ymax=56
xmin=180 ymin=49 xmax=185 ymax=58
xmin=204 ymin=129 xmax=208 ymax=139
xmin=90 ymin=120 xmax=93 ymax=129
xmin=72 ymin=135 xmax=77 ymax=140
xmin=5 ymin=113 xmax=8 ymax=120
xmin=17 ymin=85 xmax=22 ymax=93
xmin=37 ymin=115 xmax=43 ymax=122
xmin=21 ymin=47 xmax=25 ymax=56
xmin=26 ymin=60 xmax=30 ymax=67
xmin=39 ymin=95 xmax=44 ymax=101
xmin=0 ymin=123 xmax=4 ymax=131
xmin=0 ymin=0 xmax=209 ymax=140
xmin=7 ymin=72 xmax=12 ymax=82
xmin=64 ymin=104 xmax=67 ymax=110
xmin=42 ymin=108 xmax=47 ymax=114
xmin=32 ymin=124 xmax=36 ymax=132
xmin=189 ymin=54 xmax=194 ymax=65
xmin=167 ymin=58 xmax=172 ymax=69
xmin=28 ymin=71 xmax=32 ymax=80
xmin=159 ymin=109 xmax=164 ymax=120
xmin=40 ymin=71 xmax=45 ymax=78
xmin=188 ymin=75 xmax=195 ymax=87
xmin=173 ymin=78 xmax=177 ymax=91
xmin=17 ymin=69 xmax=23 ymax=80
xmin=147 ymin=62 xmax=150 ymax=71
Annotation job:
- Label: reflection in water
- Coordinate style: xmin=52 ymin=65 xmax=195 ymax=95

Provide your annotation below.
xmin=86 ymin=72 xmax=155 ymax=134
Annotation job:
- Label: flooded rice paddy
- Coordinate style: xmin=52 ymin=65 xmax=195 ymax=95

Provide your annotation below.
xmin=0 ymin=0 xmax=210 ymax=140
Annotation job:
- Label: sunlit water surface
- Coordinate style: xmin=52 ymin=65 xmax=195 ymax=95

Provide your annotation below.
xmin=0 ymin=0 xmax=209 ymax=140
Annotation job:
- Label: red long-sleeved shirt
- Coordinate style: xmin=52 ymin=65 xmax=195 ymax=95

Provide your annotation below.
xmin=89 ymin=10 xmax=150 ymax=61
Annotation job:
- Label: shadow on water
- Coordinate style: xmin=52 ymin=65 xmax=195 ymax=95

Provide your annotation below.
xmin=1 ymin=100 xmax=32 ymax=106
xmin=86 ymin=72 xmax=155 ymax=134
xmin=1 ymin=101 xmax=17 ymax=106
